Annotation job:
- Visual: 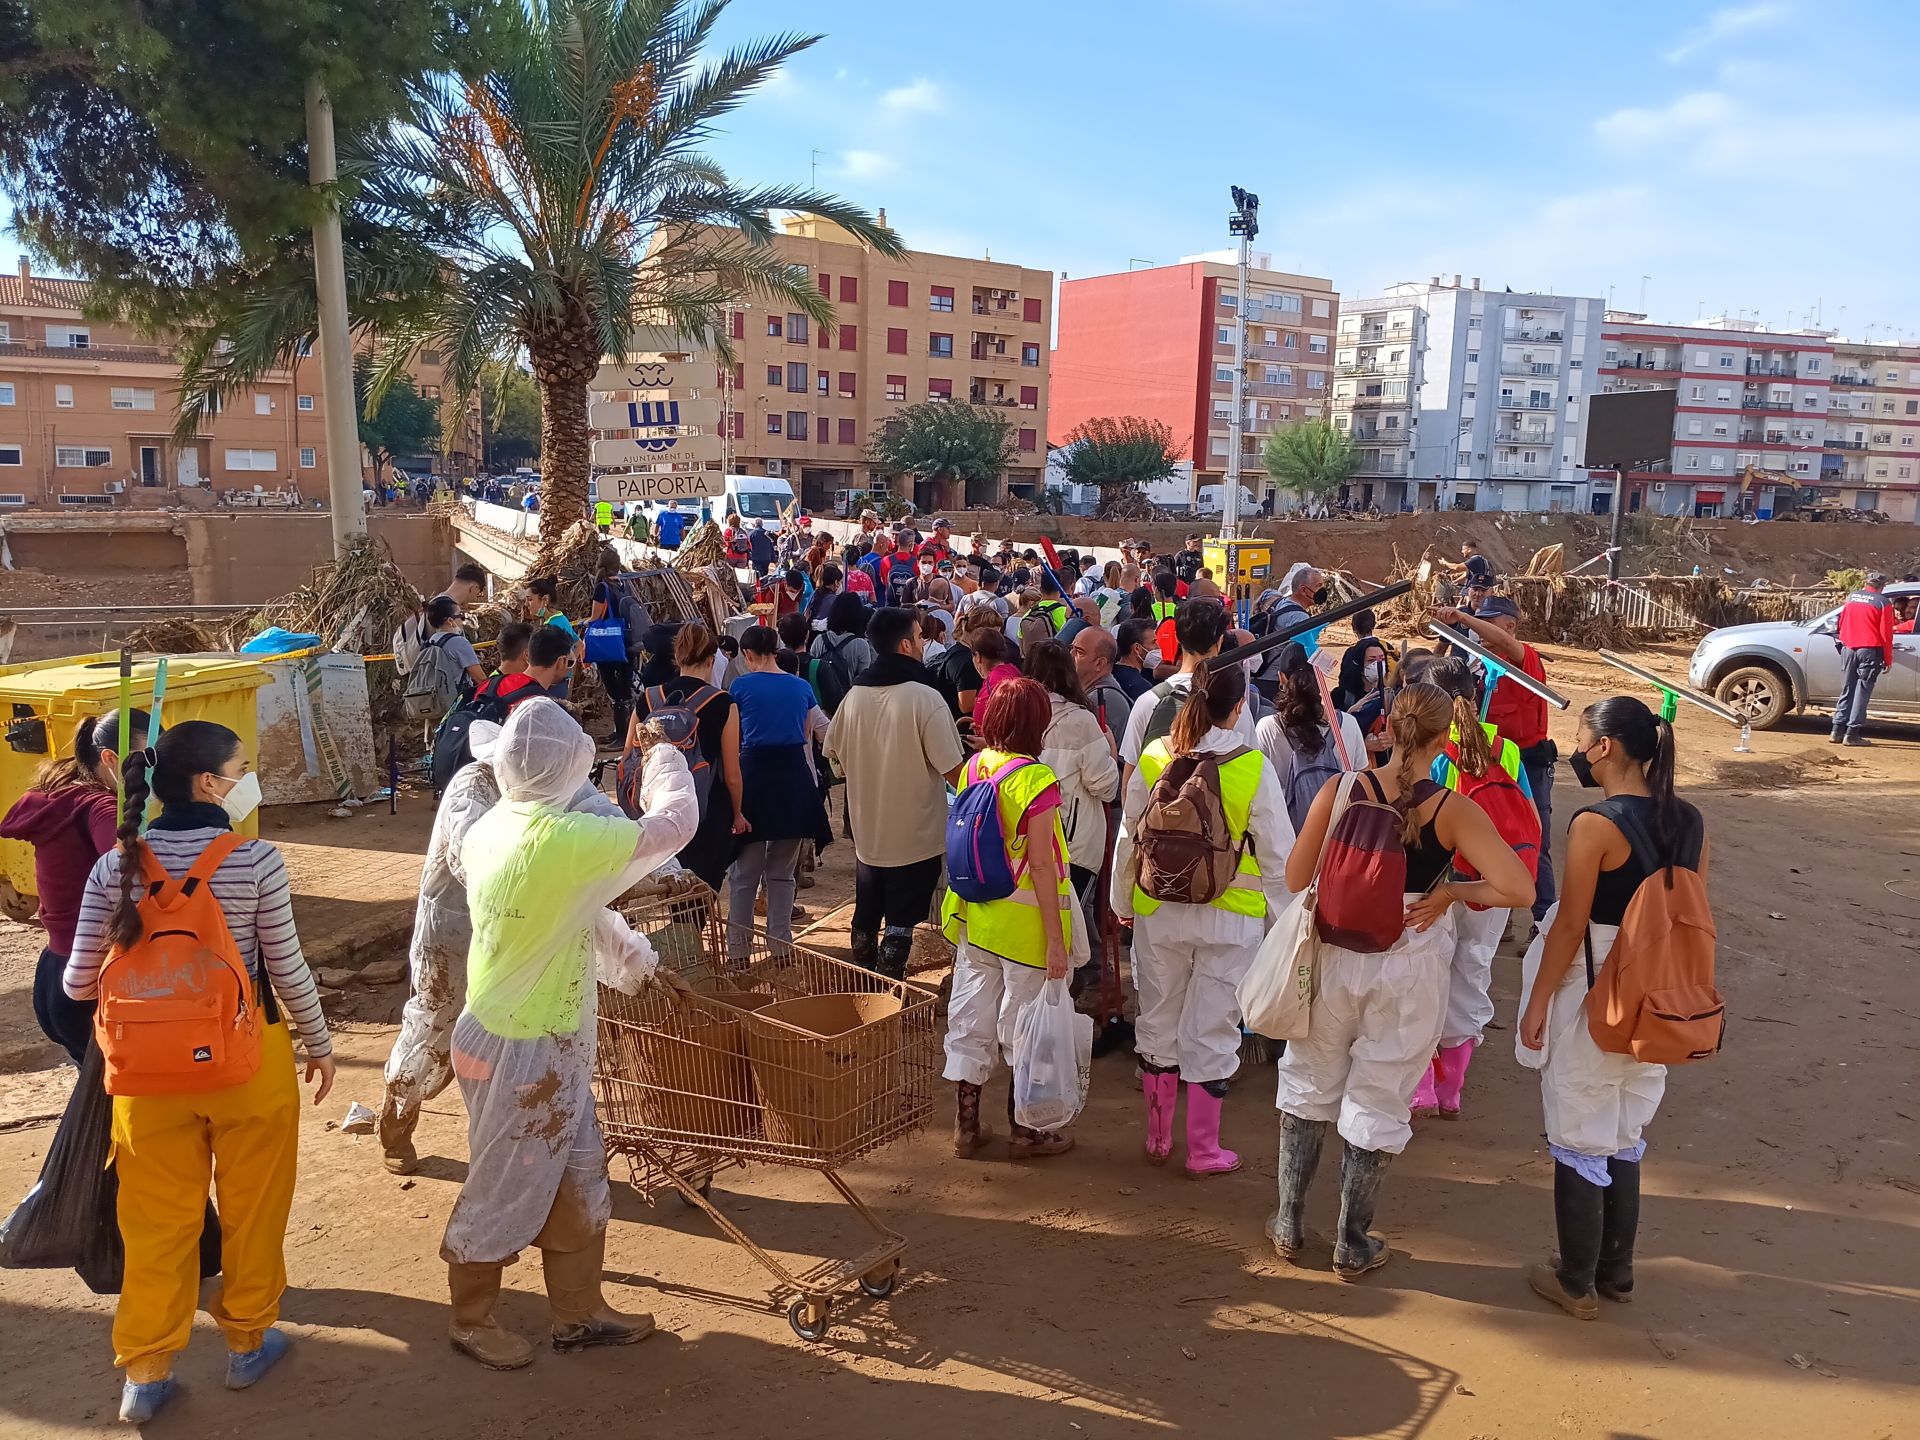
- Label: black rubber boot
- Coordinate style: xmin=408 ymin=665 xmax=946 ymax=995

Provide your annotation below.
xmin=1330 ymin=1141 xmax=1392 ymax=1280
xmin=849 ymin=928 xmax=880 ymax=975
xmin=1268 ymin=1113 xmax=1329 ymax=1262
xmin=876 ymin=928 xmax=912 ymax=981
xmin=1528 ymin=1162 xmax=1603 ymax=1320
xmin=1597 ymin=1157 xmax=1641 ymax=1302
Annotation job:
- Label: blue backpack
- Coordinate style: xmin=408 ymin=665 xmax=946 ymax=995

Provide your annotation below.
xmin=945 ymin=754 xmax=1033 ymax=903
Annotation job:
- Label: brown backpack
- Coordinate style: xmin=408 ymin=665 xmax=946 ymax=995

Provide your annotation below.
xmin=1136 ymin=746 xmax=1250 ymax=906
xmin=1584 ymin=805 xmax=1722 ymax=1065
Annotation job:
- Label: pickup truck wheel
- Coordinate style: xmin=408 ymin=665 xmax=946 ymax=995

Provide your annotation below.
xmin=1714 ymin=665 xmax=1789 ymax=729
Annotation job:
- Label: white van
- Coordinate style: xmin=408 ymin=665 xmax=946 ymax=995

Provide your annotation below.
xmin=640 ymin=473 xmax=797 ymax=533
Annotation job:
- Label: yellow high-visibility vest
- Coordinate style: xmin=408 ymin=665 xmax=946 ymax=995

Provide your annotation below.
xmin=939 ymin=748 xmax=1076 ymax=968
xmin=1131 ymin=740 xmax=1266 ymax=919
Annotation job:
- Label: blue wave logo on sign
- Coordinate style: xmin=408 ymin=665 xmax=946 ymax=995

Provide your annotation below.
xmin=627 ymin=398 xmax=683 ymax=450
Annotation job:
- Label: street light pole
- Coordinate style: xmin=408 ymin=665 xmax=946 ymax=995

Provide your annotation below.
xmin=305 ymin=76 xmax=367 ymax=552
xmin=1223 ymin=186 xmax=1259 ymax=540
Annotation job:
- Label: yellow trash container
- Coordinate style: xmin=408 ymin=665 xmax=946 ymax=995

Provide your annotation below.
xmin=0 ymin=653 xmax=269 ymax=916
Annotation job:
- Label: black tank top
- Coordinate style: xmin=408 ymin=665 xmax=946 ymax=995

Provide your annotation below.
xmin=1353 ymin=771 xmax=1453 ymax=892
xmin=1578 ymin=794 xmax=1705 ymax=925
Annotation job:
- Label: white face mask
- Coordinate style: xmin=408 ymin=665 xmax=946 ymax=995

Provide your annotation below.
xmin=214 ymin=771 xmax=262 ymax=824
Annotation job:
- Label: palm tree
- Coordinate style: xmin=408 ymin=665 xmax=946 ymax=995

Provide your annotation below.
xmin=1261 ymin=418 xmax=1357 ymax=508
xmin=181 ymin=0 xmax=901 ymax=526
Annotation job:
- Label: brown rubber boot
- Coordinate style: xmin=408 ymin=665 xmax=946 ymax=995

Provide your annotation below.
xmin=1006 ymin=1084 xmax=1074 ymax=1159
xmin=543 ymin=1232 xmax=656 ymax=1353
xmin=448 ymin=1262 xmax=535 ymax=1370
xmin=952 ymin=1081 xmax=993 ymax=1158
xmin=378 ymin=1091 xmax=418 ymax=1176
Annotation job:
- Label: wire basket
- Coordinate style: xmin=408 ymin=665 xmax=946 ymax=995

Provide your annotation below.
xmin=595 ymin=880 xmax=938 ymax=1174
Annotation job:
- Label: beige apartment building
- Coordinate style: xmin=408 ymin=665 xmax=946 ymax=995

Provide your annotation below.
xmin=0 ymin=261 xmax=478 ymax=510
xmin=712 ymin=214 xmax=1053 ymax=513
xmin=1825 ymin=339 xmax=1920 ymax=519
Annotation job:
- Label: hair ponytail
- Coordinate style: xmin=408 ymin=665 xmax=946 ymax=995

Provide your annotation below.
xmin=1582 ymin=696 xmax=1686 ymax=881
xmin=106 ymin=719 xmax=240 ymax=949
xmin=32 ymin=707 xmax=150 ymax=795
xmin=108 ymin=747 xmax=153 ymax=950
xmin=1647 ymin=716 xmax=1681 ymax=879
xmin=1449 ymin=695 xmax=1494 ymax=779
xmin=1385 ymin=681 xmax=1453 ymax=845
xmin=1169 ymin=661 xmax=1248 ymax=757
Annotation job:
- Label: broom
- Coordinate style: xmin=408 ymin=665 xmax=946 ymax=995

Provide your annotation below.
xmin=1088 ymin=819 xmax=1135 ymax=1059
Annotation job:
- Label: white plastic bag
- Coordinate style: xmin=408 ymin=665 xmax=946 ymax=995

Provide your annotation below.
xmin=1012 ymin=978 xmax=1092 ymax=1132
xmin=1237 ymin=888 xmax=1315 ymax=1042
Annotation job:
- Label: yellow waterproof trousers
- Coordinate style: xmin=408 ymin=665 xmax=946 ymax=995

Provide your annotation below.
xmin=109 ymin=1020 xmax=300 ymax=1380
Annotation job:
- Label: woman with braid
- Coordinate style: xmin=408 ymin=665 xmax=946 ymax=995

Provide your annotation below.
xmin=65 ymin=721 xmax=334 ymax=1424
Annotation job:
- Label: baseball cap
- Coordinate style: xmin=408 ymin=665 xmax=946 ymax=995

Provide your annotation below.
xmin=1473 ymin=596 xmax=1520 ymax=621
xmin=1866 ymin=571 xmax=1888 ymax=588
xmin=933 ymin=516 xmax=951 ymax=530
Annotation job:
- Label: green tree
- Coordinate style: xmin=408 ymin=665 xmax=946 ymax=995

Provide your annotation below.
xmin=1262 ymin=418 xmax=1357 ymax=506
xmin=355 ymin=360 xmax=441 ymax=484
xmin=1058 ymin=416 xmax=1180 ymax=515
xmin=866 ymin=402 xmax=1017 ymax=508
xmin=188 ymin=0 xmax=900 ymax=532
xmin=481 ymin=367 xmax=541 ymax=471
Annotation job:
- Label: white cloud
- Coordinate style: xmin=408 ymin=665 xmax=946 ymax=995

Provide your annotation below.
xmin=1593 ymin=91 xmax=1736 ymax=149
xmin=1663 ymin=3 xmax=1791 ymax=64
xmin=880 ymin=78 xmax=944 ymax=115
xmin=839 ymin=149 xmax=896 ymax=180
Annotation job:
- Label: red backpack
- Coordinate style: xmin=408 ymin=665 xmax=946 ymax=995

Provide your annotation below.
xmin=1314 ymin=772 xmax=1445 ymax=953
xmin=1445 ymin=739 xmax=1541 ymax=907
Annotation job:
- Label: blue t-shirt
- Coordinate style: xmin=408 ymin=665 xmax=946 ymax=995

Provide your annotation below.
xmin=656 ymin=510 xmax=686 ymax=548
xmin=730 ymin=670 xmax=815 ymax=749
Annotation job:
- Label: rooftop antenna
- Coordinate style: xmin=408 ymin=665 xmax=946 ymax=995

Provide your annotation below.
xmin=810 ymin=148 xmax=822 ymax=188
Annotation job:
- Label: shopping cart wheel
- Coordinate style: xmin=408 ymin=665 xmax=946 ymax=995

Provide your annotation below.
xmin=674 ymin=1170 xmax=714 ymax=1207
xmin=857 ymin=1262 xmax=899 ymax=1299
xmin=787 ymin=1297 xmax=830 ymax=1343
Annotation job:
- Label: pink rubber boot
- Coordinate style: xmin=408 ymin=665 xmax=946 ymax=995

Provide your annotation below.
xmin=1432 ymin=1041 xmax=1476 ymax=1119
xmin=1142 ymin=1070 xmax=1178 ymax=1165
xmin=1182 ymin=1083 xmax=1241 ymax=1178
xmin=1409 ymin=1056 xmax=1441 ymax=1119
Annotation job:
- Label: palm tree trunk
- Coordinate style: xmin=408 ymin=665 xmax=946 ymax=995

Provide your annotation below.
xmin=537 ymin=371 xmax=592 ymax=525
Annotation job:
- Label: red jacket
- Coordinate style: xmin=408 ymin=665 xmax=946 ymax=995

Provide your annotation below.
xmin=0 ymin=785 xmax=118 ymax=954
xmin=1837 ymin=588 xmax=1895 ymax=666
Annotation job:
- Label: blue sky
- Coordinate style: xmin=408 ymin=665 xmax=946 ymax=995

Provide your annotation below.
xmin=694 ymin=0 xmax=1920 ymax=339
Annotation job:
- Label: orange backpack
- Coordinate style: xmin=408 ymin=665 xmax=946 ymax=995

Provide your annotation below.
xmin=93 ymin=834 xmax=266 ymax=1096
xmin=1583 ymin=806 xmax=1723 ymax=1065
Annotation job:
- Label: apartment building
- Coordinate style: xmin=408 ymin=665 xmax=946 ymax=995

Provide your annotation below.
xmin=0 ymin=260 xmax=478 ymax=510
xmin=1330 ymin=278 xmax=1603 ymax=513
xmin=712 ymin=213 xmax=1052 ymax=513
xmin=1049 ymin=257 xmax=1337 ymax=503
xmin=1824 ymin=340 xmax=1920 ymax=522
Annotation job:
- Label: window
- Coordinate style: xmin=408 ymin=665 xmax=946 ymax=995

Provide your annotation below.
xmin=733 ymin=363 xmax=746 ymax=389
xmin=1215 ymin=364 xmax=1233 ymax=383
xmin=1311 ymin=298 xmax=1331 ymax=318
xmin=1906 ymin=435 xmax=1916 ymax=448
xmin=1466 ymin=352 xmax=1480 ymax=365
xmin=111 ymin=387 xmax=157 ymax=411
xmin=838 ymin=276 xmax=857 ymax=305
xmin=1693 ymin=350 xmax=1709 ymax=365
xmin=929 ymin=333 xmax=953 ymax=358
xmin=0 ymin=384 xmax=11 ymax=406
xmin=885 ymin=376 xmax=906 ymax=402
xmin=1718 ymin=354 xmax=1735 ymax=368
xmin=1283 ymin=333 xmax=1297 ymax=349
xmin=731 ymin=413 xmax=745 ymax=440
xmin=254 ymin=394 xmax=272 ymax=415
xmin=299 ymin=446 xmax=317 ymax=469
xmin=298 ymin=394 xmax=315 ymax=411
xmin=817 ymin=272 xmax=831 ymax=298
xmin=1710 ymin=454 xmax=1726 ymax=470
xmin=730 ymin=312 xmax=745 ymax=341
xmin=1017 ymin=428 xmax=1037 ymax=452
xmin=1217 ymin=327 xmax=1232 ymax=345
xmin=930 ymin=286 xmax=955 ymax=313
xmin=839 ymin=324 xmax=857 ymax=351
xmin=1717 ymin=387 xmax=1732 ymax=401
xmin=767 ymin=364 xmax=782 ymax=385
xmin=1806 ymin=359 xmax=1821 ymax=374
xmin=1307 ymin=372 xmax=1325 ymax=390
xmin=55 ymin=384 xmax=74 ymax=409
xmin=1271 ymin=293 xmax=1302 ymax=314
xmin=767 ymin=414 xmax=782 ymax=435
xmin=886 ymin=327 xmax=907 ymax=355
xmin=1274 ymin=367 xmax=1293 ymax=386
xmin=47 ymin=325 xmax=89 ymax=348
xmin=1903 ymin=465 xmax=1914 ymax=480
xmin=57 ymin=446 xmax=112 ymax=467
xmin=223 ymin=448 xmax=277 ymax=471
xmin=1023 ymin=298 xmax=1042 ymax=324
xmin=838 ymin=372 xmax=856 ymax=399
xmin=787 ymin=314 xmax=808 ymax=345
xmin=767 ymin=316 xmax=782 ymax=337
xmin=1570 ymin=358 xmax=1583 ymax=369
xmin=1309 ymin=335 xmax=1327 ymax=354
xmin=1889 ymin=371 xmax=1903 ymax=384
xmin=1686 ymin=419 xmax=1702 ymax=435
xmin=0 ymin=322 xmax=8 ymax=342
xmin=1019 ymin=385 xmax=1038 ymax=409
xmin=787 ymin=361 xmax=808 ymax=392
xmin=1212 ymin=400 xmax=1232 ymax=420
xmin=1021 ymin=344 xmax=1040 ymax=367
xmin=928 ymin=378 xmax=953 ymax=402
xmin=0 ymin=447 xmax=17 ymax=466
xmin=837 ymin=418 xmax=856 ymax=446
xmin=1712 ymin=422 xmax=1729 ymax=437
xmin=1689 ymin=385 xmax=1704 ymax=400
xmin=1685 ymin=454 xmax=1700 ymax=470
xmin=1907 ymin=400 xmax=1919 ymax=415
xmin=888 ymin=280 xmax=908 ymax=307
xmin=1219 ymin=292 xmax=1238 ymax=311
xmin=817 ymin=370 xmax=829 ymax=396
xmin=1883 ymin=400 xmax=1896 ymax=414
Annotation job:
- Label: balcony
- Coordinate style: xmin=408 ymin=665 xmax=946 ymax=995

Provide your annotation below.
xmin=1740 ymin=397 xmax=1796 ymax=412
xmin=1491 ymin=463 xmax=1553 ymax=480
xmin=1242 ymin=380 xmax=1307 ymax=399
xmin=1342 ymin=327 xmax=1413 ymax=346
xmin=1496 ymin=396 xmax=1555 ymax=410
xmin=1500 ymin=359 xmax=1560 ymax=377
xmin=1348 ymin=428 xmax=1408 ymax=444
xmin=1245 ymin=342 xmax=1302 ymax=362
xmin=1495 ymin=427 xmax=1553 ymax=446
xmin=0 ymin=340 xmax=178 ymax=365
xmin=1504 ymin=326 xmax=1563 ymax=342
xmin=1825 ymin=437 xmax=1868 ymax=451
xmin=1610 ymin=359 xmax=1681 ymax=375
xmin=1831 ymin=374 xmax=1872 ymax=387
xmin=1744 ymin=360 xmax=1798 ymax=376
xmin=969 ymin=342 xmax=1017 ymax=367
xmin=1352 ymin=454 xmax=1408 ymax=476
xmin=1346 ymin=394 xmax=1396 ymax=408
xmin=1340 ymin=360 xmax=1411 ymax=377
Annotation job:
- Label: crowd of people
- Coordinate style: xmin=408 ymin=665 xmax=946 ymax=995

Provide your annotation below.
xmin=4 ymin=512 xmax=1723 ymax=1421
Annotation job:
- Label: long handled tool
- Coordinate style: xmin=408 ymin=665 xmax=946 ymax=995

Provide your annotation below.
xmin=1213 ymin=580 xmax=1415 ymax=672
xmin=1597 ymin=649 xmax=1749 ymax=750
xmin=1424 ymin=621 xmax=1570 ymax=719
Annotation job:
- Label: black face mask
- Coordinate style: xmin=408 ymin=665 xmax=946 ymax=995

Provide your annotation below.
xmin=1311 ymin=586 xmax=1329 ymax=606
xmin=1569 ymin=745 xmax=1601 ymax=788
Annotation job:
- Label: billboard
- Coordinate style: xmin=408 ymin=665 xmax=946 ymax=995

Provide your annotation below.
xmin=1581 ymin=388 xmax=1677 ymax=469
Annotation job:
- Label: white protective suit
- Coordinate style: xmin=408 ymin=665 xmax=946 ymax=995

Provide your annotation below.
xmin=441 ymin=700 xmax=696 ymax=1267
xmin=1111 ymin=727 xmax=1294 ymax=1084
xmin=1273 ymin=901 xmax=1457 ymax=1154
xmin=1441 ymin=903 xmax=1508 ymax=1048
xmin=380 ymin=721 xmax=629 ymax=1147
xmin=1040 ymin=692 xmax=1119 ymax=873
xmin=1515 ymin=905 xmax=1664 ymax=1184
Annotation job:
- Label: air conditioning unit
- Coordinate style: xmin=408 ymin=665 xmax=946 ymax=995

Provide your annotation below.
xmin=1652 ymin=482 xmax=1667 ymax=493
xmin=103 ymin=480 xmax=125 ymax=494
xmin=764 ymin=458 xmax=784 ymax=477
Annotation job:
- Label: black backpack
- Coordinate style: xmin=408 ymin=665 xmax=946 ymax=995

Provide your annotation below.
xmin=806 ymin=635 xmax=858 ymax=718
xmin=430 ymin=678 xmax=513 ymax=793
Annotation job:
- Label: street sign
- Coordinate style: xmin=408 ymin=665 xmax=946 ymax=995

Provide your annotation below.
xmin=590 ymin=356 xmax=707 ymax=393
xmin=593 ymin=433 xmax=724 ymax=466
xmin=608 ymin=471 xmax=717 ymax=502
xmin=588 ymin=396 xmax=722 ymax=431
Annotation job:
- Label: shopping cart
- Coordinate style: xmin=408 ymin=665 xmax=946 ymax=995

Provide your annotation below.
xmin=595 ymin=878 xmax=938 ymax=1342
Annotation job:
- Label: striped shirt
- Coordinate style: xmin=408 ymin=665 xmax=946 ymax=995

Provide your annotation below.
xmin=65 ymin=827 xmax=332 ymax=1059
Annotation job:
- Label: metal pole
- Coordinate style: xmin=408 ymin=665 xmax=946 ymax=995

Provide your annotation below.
xmin=305 ymin=75 xmax=368 ymax=553
xmin=1609 ymin=465 xmax=1627 ymax=580
xmin=1222 ymin=224 xmax=1250 ymax=540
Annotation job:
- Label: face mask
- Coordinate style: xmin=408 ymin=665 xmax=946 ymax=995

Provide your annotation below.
xmin=214 ymin=771 xmax=262 ymax=823
xmin=1569 ymin=744 xmax=1602 ymax=789
xmin=919 ymin=564 xmax=934 ymax=577
xmin=1311 ymin=586 xmax=1329 ymax=606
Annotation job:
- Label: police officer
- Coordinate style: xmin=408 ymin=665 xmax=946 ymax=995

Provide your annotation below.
xmin=1832 ymin=572 xmax=1895 ymax=747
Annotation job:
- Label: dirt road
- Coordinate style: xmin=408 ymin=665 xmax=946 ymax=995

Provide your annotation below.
xmin=2 ymin=642 xmax=1917 ymax=1438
